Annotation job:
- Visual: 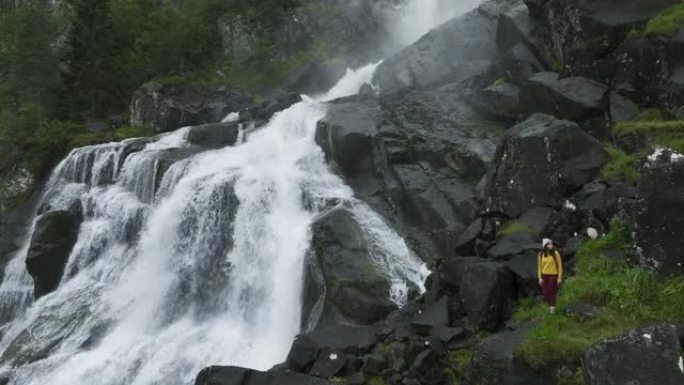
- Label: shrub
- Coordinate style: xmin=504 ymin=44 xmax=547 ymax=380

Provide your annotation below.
xmin=644 ymin=3 xmax=684 ymax=36
xmin=114 ymin=126 xmax=152 ymax=140
xmin=600 ymin=145 xmax=640 ymax=185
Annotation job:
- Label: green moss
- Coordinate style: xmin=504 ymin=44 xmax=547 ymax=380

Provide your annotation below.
xmin=330 ymin=377 xmax=346 ymax=385
xmin=613 ymin=120 xmax=684 ymax=153
xmin=492 ymin=77 xmax=506 ymax=86
xmin=445 ymin=350 xmax=473 ymax=384
xmin=114 ymin=126 xmax=152 ymax=140
xmin=644 ymin=3 xmax=684 ymax=36
xmin=600 ymin=146 xmax=640 ymax=185
xmin=638 ymin=108 xmax=664 ymax=121
xmin=497 ymin=222 xmax=537 ymax=239
xmin=367 ymin=376 xmax=385 ymax=385
xmin=515 ymin=218 xmax=684 ymax=370
xmin=558 ymin=367 xmax=586 ymax=385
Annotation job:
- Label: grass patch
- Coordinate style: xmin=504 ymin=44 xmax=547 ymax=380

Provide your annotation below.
xmin=497 ymin=222 xmax=537 ymax=239
xmin=600 ymin=145 xmax=640 ymax=184
xmin=644 ymin=3 xmax=684 ymax=36
xmin=114 ymin=126 xmax=152 ymax=141
xmin=443 ymin=332 xmax=489 ymax=385
xmin=515 ymin=218 xmax=684 ymax=370
xmin=613 ymin=120 xmax=684 ymax=153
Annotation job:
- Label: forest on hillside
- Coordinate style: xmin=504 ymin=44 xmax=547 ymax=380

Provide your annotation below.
xmin=0 ymin=0 xmax=302 ymax=178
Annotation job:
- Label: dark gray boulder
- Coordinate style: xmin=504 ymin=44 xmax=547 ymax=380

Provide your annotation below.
xmin=186 ymin=123 xmax=240 ymax=149
xmin=26 ymin=207 xmax=83 ymax=298
xmin=472 ymin=83 xmax=525 ymax=121
xmin=582 ymin=324 xmax=684 ymax=385
xmin=372 ymin=7 xmax=499 ymax=93
xmin=290 ymin=325 xmax=378 ymax=357
xmin=302 ymin=208 xmax=397 ymax=329
xmin=520 ymin=72 xmax=608 ymax=120
xmin=410 ymin=296 xmax=449 ymax=336
xmin=493 ymin=43 xmax=547 ymax=86
xmin=441 ymin=257 xmax=515 ymax=331
xmin=634 ymin=149 xmax=684 ymax=275
xmin=194 ymin=366 xmax=331 ymax=385
xmin=314 ymin=95 xmax=379 ymax=177
xmin=506 ymin=250 xmax=539 ymax=297
xmin=487 ymin=233 xmax=537 ymax=260
xmin=483 ymin=114 xmax=608 ymax=217
xmin=517 ymin=206 xmax=555 ymax=235
xmin=465 ymin=323 xmax=554 ymax=385
xmin=239 ymin=92 xmax=302 ymax=125
xmin=130 ymin=81 xmax=252 ymax=133
xmin=541 ymin=0 xmax=681 ymax=76
xmin=496 ymin=1 xmax=540 ymax=55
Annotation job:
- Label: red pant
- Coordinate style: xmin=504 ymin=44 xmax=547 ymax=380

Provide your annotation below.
xmin=541 ymin=274 xmax=559 ymax=306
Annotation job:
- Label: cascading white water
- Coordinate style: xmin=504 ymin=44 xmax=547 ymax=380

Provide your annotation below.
xmin=0 ymin=1 xmax=483 ymax=383
xmin=0 ymin=63 xmax=428 ymax=385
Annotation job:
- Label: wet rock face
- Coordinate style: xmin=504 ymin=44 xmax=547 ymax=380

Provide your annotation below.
xmin=634 ymin=151 xmax=684 ymax=275
xmin=542 ymin=0 xmax=681 ymax=76
xmin=194 ymin=366 xmax=332 ymax=385
xmin=129 ymin=81 xmax=252 ymax=134
xmin=582 ymin=324 xmax=684 ymax=385
xmin=26 ymin=206 xmax=83 ymax=298
xmin=372 ymin=7 xmax=500 ymax=94
xmin=464 ymin=323 xmax=554 ymax=385
xmin=302 ymin=208 xmax=398 ymax=329
xmin=483 ymin=114 xmax=608 ymax=217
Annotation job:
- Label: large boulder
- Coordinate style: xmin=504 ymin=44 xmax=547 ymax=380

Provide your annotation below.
xmin=302 ymin=208 xmax=398 ymax=329
xmin=541 ymin=0 xmax=681 ymax=76
xmin=464 ymin=323 xmax=554 ymax=385
xmin=315 ymin=88 xmax=504 ymax=262
xmin=315 ymin=95 xmax=380 ymax=178
xmin=26 ymin=207 xmax=83 ymax=298
xmin=372 ymin=6 xmax=499 ymax=93
xmin=520 ymin=72 xmax=608 ymax=120
xmin=186 ymin=122 xmax=241 ymax=149
xmin=285 ymin=324 xmax=378 ymax=374
xmin=440 ymin=257 xmax=515 ymax=331
xmin=483 ymin=114 xmax=608 ymax=217
xmin=194 ymin=366 xmax=330 ymax=385
xmin=130 ymin=81 xmax=252 ymax=133
xmin=471 ymin=83 xmax=525 ymax=121
xmin=582 ymin=324 xmax=684 ymax=385
xmin=634 ymin=149 xmax=684 ymax=275
xmin=612 ymin=32 xmax=684 ymax=113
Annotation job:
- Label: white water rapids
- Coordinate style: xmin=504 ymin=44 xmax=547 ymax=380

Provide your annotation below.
xmin=0 ymin=1 xmax=483 ymax=383
xmin=0 ymin=64 xmax=428 ymax=385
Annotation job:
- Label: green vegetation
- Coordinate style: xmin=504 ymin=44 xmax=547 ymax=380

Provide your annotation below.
xmin=497 ymin=222 xmax=537 ymax=239
xmin=0 ymin=0 xmax=311 ymax=182
xmin=600 ymin=145 xmax=640 ymax=184
xmin=443 ymin=332 xmax=489 ymax=385
xmin=114 ymin=126 xmax=152 ymax=141
xmin=330 ymin=377 xmax=347 ymax=385
xmin=367 ymin=376 xmax=385 ymax=385
xmin=515 ymin=218 xmax=684 ymax=371
xmin=493 ymin=77 xmax=506 ymax=86
xmin=644 ymin=3 xmax=684 ymax=36
xmin=613 ymin=120 xmax=684 ymax=153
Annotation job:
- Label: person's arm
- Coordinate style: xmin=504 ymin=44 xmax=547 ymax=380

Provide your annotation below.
xmin=538 ymin=252 xmax=542 ymax=284
xmin=555 ymin=251 xmax=563 ymax=283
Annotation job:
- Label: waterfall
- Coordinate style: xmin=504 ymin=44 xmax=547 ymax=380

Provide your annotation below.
xmin=0 ymin=0 xmax=486 ymax=382
xmin=0 ymin=63 xmax=428 ymax=385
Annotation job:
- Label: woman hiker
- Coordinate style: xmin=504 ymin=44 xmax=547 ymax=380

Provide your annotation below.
xmin=538 ymin=238 xmax=563 ymax=313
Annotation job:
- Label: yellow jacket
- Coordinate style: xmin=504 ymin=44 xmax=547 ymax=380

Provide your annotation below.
xmin=538 ymin=251 xmax=563 ymax=281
